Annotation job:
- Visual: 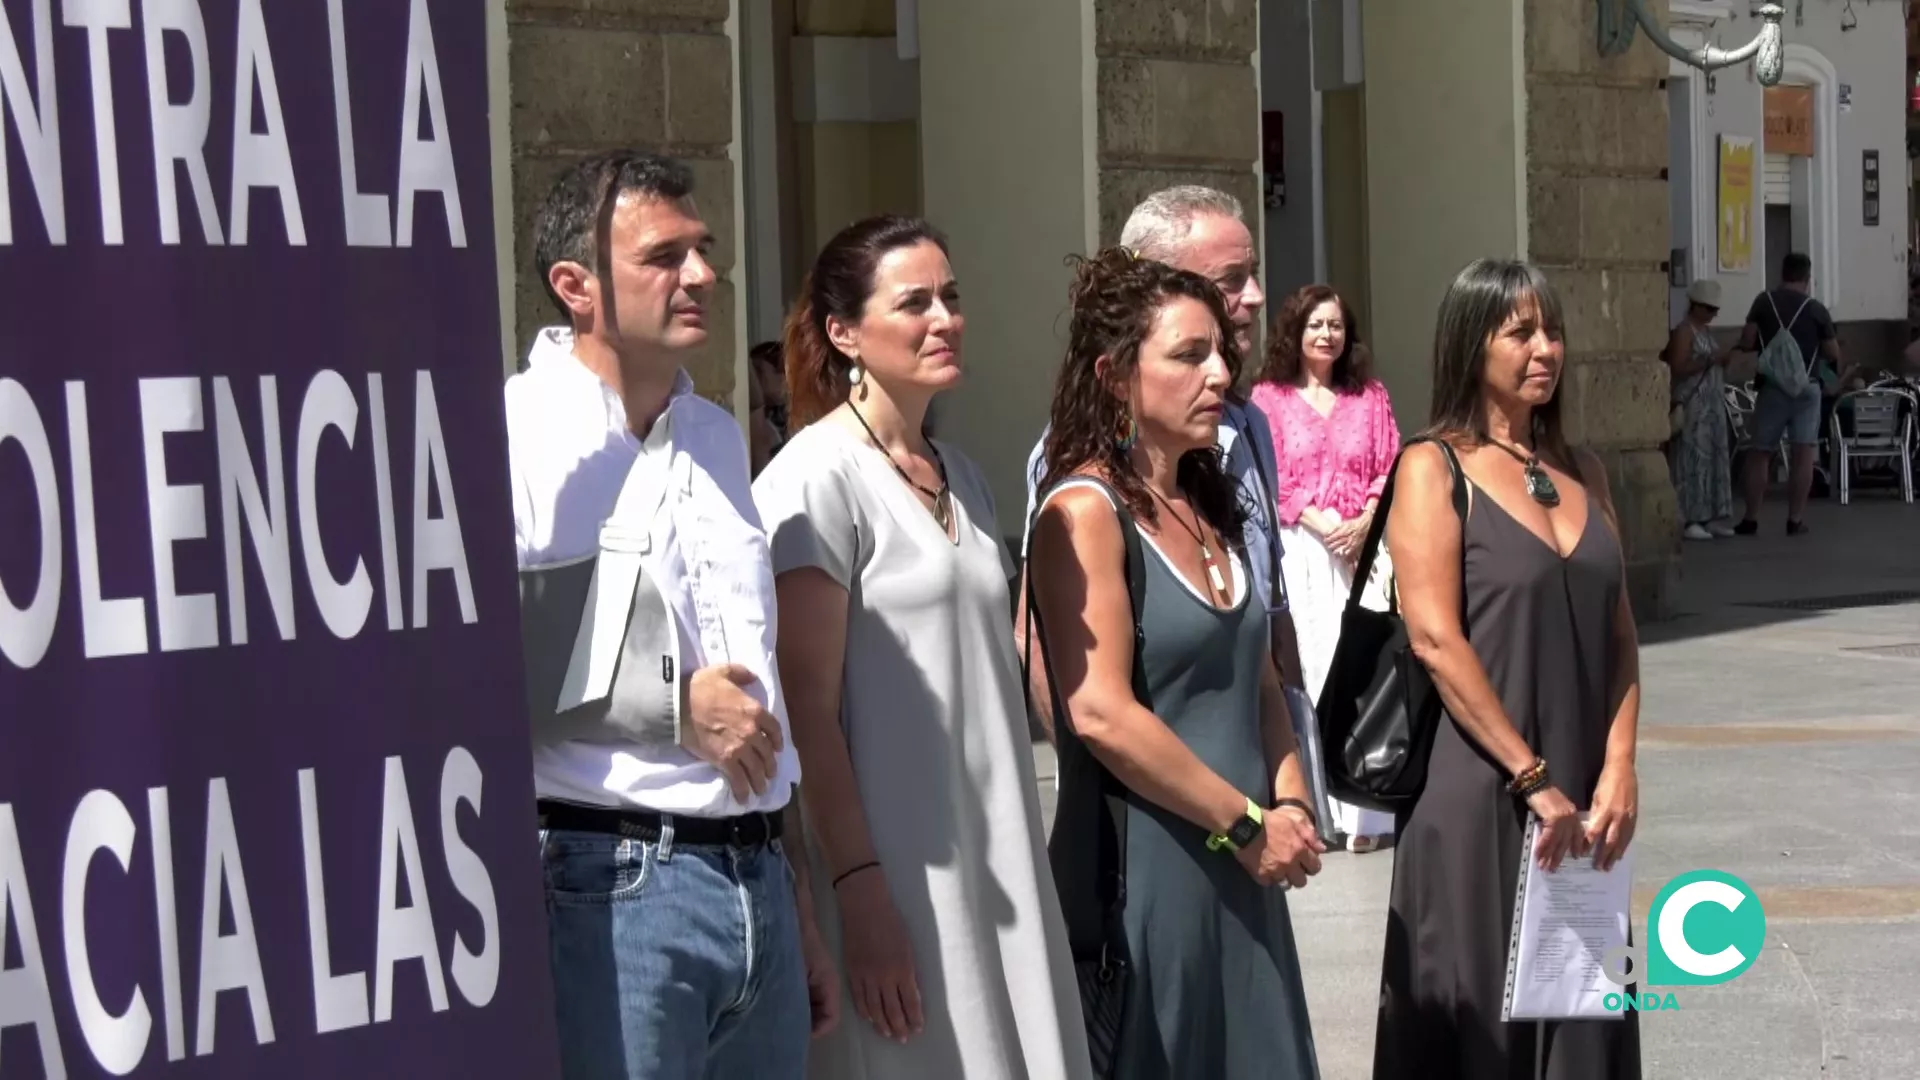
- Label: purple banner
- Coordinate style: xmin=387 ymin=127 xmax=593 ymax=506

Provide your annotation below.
xmin=0 ymin=1 xmax=559 ymax=1076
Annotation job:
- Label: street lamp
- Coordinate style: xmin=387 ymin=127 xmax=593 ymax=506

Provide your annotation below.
xmin=1597 ymin=0 xmax=1787 ymax=85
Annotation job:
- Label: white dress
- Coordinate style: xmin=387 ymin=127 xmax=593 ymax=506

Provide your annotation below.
xmin=753 ymin=421 xmax=1092 ymax=1080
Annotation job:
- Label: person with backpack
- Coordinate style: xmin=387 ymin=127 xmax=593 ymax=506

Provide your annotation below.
xmin=1731 ymin=252 xmax=1850 ymax=535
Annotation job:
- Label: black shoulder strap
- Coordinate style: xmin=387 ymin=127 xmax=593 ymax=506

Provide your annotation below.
xmin=1349 ymin=434 xmax=1465 ymax=614
xmin=1787 ymin=293 xmax=1812 ymax=332
xmin=1021 ymin=478 xmax=1139 ymax=913
xmin=1022 ymin=477 xmax=1148 ymax=707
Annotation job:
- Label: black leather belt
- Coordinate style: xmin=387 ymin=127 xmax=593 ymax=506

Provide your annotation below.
xmin=536 ymin=799 xmax=783 ymax=847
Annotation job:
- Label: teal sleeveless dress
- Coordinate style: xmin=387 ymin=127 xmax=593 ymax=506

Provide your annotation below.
xmin=1044 ymin=480 xmax=1321 ymax=1080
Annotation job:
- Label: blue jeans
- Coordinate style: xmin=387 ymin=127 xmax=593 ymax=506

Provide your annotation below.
xmin=540 ymin=824 xmax=809 ymax=1079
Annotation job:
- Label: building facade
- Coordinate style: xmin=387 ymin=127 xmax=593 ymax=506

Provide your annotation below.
xmin=495 ymin=0 xmax=1897 ymax=619
xmin=1662 ymin=0 xmax=1910 ymax=359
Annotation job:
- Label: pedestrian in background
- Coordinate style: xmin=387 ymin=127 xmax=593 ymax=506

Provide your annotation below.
xmin=1373 ymin=258 xmax=1642 ymax=1080
xmin=1251 ymin=284 xmax=1402 ymax=854
xmin=754 ymin=339 xmax=791 ymax=446
xmin=748 ymin=346 xmax=781 ymax=477
xmin=1028 ymin=246 xmax=1323 ymax=1080
xmin=1663 ymin=278 xmax=1735 ymax=540
xmin=756 ymin=215 xmax=1091 ymax=1080
xmin=1730 ymin=252 xmax=1845 ymax=536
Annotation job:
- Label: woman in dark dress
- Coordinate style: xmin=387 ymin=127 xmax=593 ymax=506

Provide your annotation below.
xmin=1374 ymin=259 xmax=1644 ymax=1080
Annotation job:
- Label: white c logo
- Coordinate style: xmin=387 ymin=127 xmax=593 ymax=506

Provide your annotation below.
xmin=1657 ymin=879 xmax=1749 ymax=978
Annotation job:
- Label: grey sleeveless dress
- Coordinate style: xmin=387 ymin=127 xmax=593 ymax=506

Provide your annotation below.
xmin=1048 ymin=483 xmax=1320 ymax=1080
xmin=1373 ymin=481 xmax=1642 ymax=1080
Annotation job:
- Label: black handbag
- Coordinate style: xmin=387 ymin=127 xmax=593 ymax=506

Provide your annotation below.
xmin=1021 ymin=479 xmax=1146 ymax=1079
xmin=1315 ymin=436 xmax=1467 ymax=816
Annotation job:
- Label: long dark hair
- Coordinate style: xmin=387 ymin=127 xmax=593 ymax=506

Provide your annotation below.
xmin=1425 ymin=258 xmax=1574 ymax=471
xmin=1041 ymin=247 xmax=1248 ymax=546
xmin=782 ymin=214 xmax=949 ymax=429
xmin=1259 ymin=284 xmax=1370 ymax=392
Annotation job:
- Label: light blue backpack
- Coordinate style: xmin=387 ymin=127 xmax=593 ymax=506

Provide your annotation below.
xmin=1758 ymin=292 xmax=1813 ymax=397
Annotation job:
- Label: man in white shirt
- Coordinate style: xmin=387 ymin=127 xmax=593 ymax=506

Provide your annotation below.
xmin=509 ymin=151 xmax=834 ymax=1078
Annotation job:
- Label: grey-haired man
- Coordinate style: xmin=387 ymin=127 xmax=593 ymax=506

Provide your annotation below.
xmin=1018 ymin=185 xmax=1307 ymax=703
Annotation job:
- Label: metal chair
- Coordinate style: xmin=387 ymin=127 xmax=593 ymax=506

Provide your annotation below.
xmin=1830 ymin=388 xmax=1915 ymax=505
xmin=1724 ymin=380 xmax=1758 ymax=464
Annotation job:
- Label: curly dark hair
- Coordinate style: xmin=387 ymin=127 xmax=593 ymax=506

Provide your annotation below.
xmin=1040 ymin=247 xmax=1248 ymax=546
xmin=1259 ymin=284 xmax=1369 ymax=391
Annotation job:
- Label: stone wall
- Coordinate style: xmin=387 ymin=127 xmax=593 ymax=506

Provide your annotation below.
xmin=505 ymin=0 xmax=739 ymax=404
xmin=1093 ymin=0 xmax=1260 ymax=246
xmin=1525 ymin=0 xmax=1679 ymax=618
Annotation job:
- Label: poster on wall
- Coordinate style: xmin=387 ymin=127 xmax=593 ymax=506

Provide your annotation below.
xmin=0 ymin=0 xmax=562 ymax=1076
xmin=1718 ymin=135 xmax=1756 ymax=273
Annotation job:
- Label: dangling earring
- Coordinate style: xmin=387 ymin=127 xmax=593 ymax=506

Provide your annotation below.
xmin=848 ymin=362 xmax=869 ymax=401
xmin=1114 ymin=409 xmax=1139 ymax=451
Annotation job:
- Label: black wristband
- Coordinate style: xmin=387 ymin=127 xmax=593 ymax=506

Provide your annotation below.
xmin=1270 ymin=797 xmax=1317 ymax=829
xmin=832 ymin=860 xmax=880 ymax=889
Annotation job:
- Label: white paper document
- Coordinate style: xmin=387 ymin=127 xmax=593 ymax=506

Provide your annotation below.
xmin=1501 ymin=814 xmax=1636 ymax=1021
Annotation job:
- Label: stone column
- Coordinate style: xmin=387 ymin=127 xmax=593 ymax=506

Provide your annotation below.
xmin=919 ymin=0 xmax=1262 ymax=525
xmin=1360 ymin=0 xmax=1528 ymax=440
xmin=1525 ymin=0 xmax=1680 ymax=617
xmin=504 ymin=0 xmax=741 ymax=404
xmin=1094 ymin=1 xmax=1261 ymax=246
xmin=917 ymin=0 xmax=1094 ymax=522
xmin=1361 ymin=0 xmax=1680 ymax=619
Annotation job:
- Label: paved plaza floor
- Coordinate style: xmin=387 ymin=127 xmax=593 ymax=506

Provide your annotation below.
xmin=1034 ymin=496 xmax=1920 ymax=1080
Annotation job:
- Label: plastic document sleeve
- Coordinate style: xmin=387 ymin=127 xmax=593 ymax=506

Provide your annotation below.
xmin=1501 ymin=813 xmax=1636 ymax=1021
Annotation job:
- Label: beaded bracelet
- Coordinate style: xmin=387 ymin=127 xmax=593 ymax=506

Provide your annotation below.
xmin=1507 ymin=758 xmax=1550 ymax=797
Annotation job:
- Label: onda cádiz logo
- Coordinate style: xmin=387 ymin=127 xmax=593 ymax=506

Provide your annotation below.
xmin=1599 ymin=870 xmax=1768 ymax=1013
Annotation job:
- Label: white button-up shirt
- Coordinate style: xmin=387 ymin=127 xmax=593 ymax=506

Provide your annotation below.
xmin=507 ymin=328 xmax=799 ymax=816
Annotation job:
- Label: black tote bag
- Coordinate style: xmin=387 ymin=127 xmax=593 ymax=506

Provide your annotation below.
xmin=1315 ymin=436 xmax=1466 ymax=816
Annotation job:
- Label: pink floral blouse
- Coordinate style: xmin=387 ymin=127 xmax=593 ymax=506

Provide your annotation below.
xmin=1250 ymin=379 xmax=1402 ymax=526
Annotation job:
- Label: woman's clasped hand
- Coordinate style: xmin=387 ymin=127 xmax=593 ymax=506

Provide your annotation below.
xmin=1235 ymin=808 xmax=1328 ymax=889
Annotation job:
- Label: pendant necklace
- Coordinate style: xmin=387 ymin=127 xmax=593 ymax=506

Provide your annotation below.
xmin=849 ymin=404 xmax=953 ymax=532
xmin=1146 ymin=487 xmax=1230 ymax=601
xmin=1486 ymin=438 xmax=1561 ymax=507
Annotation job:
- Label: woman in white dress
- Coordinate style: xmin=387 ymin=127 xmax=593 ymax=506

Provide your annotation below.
xmin=753 ymin=215 xmax=1091 ymax=1080
xmin=1249 ymin=286 xmax=1403 ymax=853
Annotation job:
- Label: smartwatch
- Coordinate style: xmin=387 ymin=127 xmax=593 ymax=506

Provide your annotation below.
xmin=1206 ymin=798 xmax=1265 ymax=853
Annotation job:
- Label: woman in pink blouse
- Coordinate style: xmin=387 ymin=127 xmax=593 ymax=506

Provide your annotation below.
xmin=1251 ymin=284 xmax=1402 ymax=853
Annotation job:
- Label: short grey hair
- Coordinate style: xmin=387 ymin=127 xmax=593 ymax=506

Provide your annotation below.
xmin=1118 ymin=186 xmax=1245 ymax=263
